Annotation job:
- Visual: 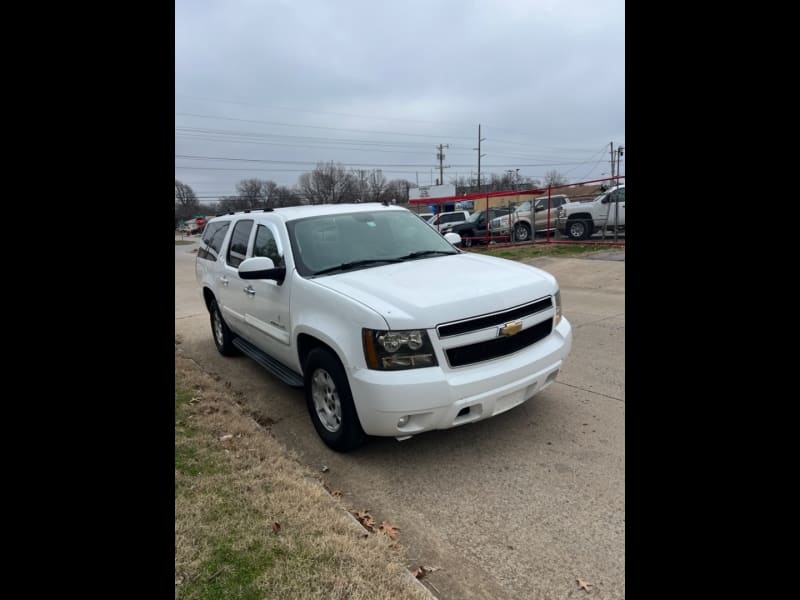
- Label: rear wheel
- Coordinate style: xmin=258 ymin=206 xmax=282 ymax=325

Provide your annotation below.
xmin=304 ymin=347 xmax=366 ymax=452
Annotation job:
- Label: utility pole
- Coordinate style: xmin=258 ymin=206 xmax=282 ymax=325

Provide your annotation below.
xmin=437 ymin=144 xmax=449 ymax=187
xmin=609 ymin=141 xmax=615 ymax=179
xmin=474 ymin=124 xmax=486 ymax=192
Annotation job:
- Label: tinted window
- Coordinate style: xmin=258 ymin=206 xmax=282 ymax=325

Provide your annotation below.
xmin=226 ymin=220 xmax=253 ymax=268
xmin=441 ymin=213 xmax=464 ymax=224
xmin=198 ymin=221 xmax=230 ymax=261
xmin=253 ymin=225 xmax=284 ymax=267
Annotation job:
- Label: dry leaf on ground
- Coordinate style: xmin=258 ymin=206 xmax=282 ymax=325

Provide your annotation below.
xmin=352 ymin=510 xmax=376 ymax=531
xmin=379 ymin=521 xmax=400 ymax=540
xmin=412 ymin=565 xmax=441 ymax=579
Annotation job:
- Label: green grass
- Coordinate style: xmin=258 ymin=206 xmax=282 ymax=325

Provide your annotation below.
xmin=175 ymin=240 xmax=195 ymax=246
xmin=475 ymin=242 xmax=620 ymax=261
xmin=187 ymin=542 xmax=278 ymax=600
xmin=175 ymin=357 xmax=430 ymax=600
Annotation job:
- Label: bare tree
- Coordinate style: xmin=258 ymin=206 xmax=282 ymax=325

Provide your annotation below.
xmin=368 ymin=169 xmax=387 ymax=202
xmin=236 ymin=179 xmax=267 ymax=208
xmin=272 ymin=186 xmax=302 ymax=207
xmin=298 ymin=162 xmax=356 ymax=204
xmin=264 ymin=181 xmax=278 ymax=207
xmin=351 ymin=169 xmax=370 ymax=202
xmin=544 ymin=170 xmax=568 ymax=187
xmin=383 ymin=179 xmax=412 ymax=204
xmin=520 ymin=175 xmax=542 ymax=190
xmin=175 ymin=179 xmax=199 ymax=222
xmin=216 ymin=195 xmax=241 ymax=213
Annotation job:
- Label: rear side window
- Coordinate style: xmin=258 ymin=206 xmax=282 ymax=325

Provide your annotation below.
xmin=198 ymin=221 xmax=230 ymax=261
xmin=440 ymin=213 xmax=464 ymax=224
xmin=226 ymin=220 xmax=254 ymax=268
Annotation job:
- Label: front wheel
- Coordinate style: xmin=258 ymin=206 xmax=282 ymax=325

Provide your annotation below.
xmin=567 ymin=219 xmax=591 ymax=240
xmin=209 ymin=299 xmax=238 ymax=356
xmin=513 ymin=222 xmax=531 ymax=242
xmin=304 ymin=347 xmax=366 ymax=452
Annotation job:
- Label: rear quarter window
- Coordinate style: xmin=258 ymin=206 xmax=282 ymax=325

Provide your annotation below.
xmin=198 ymin=221 xmax=230 ymax=261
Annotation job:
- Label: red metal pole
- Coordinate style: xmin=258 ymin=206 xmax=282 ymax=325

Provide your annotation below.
xmin=546 ymin=185 xmax=552 ymax=243
xmin=484 ymin=194 xmax=489 ymax=245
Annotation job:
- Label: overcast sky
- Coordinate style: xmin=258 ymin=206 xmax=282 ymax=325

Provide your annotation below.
xmin=175 ymin=0 xmax=624 ymax=202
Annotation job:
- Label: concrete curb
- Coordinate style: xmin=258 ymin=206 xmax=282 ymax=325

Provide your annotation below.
xmin=332 ymin=490 xmax=439 ymax=599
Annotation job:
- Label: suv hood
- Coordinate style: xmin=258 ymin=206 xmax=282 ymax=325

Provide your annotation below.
xmin=311 ymin=252 xmax=556 ymax=329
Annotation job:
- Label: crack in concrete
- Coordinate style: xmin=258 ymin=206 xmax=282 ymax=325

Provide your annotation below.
xmin=555 ymin=380 xmax=624 ymax=402
xmin=176 ymin=313 xmax=205 ymax=320
xmin=572 ymin=311 xmax=625 ymax=329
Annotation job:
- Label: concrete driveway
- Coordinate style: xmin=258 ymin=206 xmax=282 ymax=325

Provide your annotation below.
xmin=175 ymin=238 xmax=624 ymax=599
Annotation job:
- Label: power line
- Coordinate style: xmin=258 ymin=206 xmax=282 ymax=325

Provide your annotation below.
xmin=175 ymin=93 xmax=473 ymax=128
xmin=175 ymin=153 xmax=598 ymax=168
xmin=176 ymin=112 xmax=475 ymax=140
xmin=175 ymin=95 xmax=616 ymax=153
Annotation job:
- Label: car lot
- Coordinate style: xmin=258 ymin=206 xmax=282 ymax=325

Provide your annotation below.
xmin=175 ymin=238 xmax=624 ymax=599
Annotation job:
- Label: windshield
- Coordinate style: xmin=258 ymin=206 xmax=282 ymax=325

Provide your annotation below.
xmin=287 ymin=210 xmax=458 ymax=277
xmin=468 ymin=211 xmax=483 ymax=223
xmin=516 ymin=200 xmax=532 ymax=213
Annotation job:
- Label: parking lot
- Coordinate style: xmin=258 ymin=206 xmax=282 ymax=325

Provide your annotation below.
xmin=175 ymin=238 xmax=624 ymax=599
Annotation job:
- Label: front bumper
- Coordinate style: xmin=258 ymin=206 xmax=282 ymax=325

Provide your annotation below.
xmin=348 ymin=317 xmax=572 ymax=437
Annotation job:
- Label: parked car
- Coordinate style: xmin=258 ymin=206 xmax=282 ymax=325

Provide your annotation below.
xmin=489 ymin=195 xmax=572 ymax=242
xmin=196 ymin=203 xmax=572 ymax=451
xmin=427 ymin=210 xmax=471 ymax=231
xmin=556 ymin=185 xmax=625 ymax=240
xmin=442 ymin=207 xmax=512 ymax=246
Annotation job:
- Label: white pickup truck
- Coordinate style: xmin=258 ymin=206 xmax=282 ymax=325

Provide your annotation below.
xmin=196 ymin=203 xmax=572 ymax=451
xmin=556 ymin=184 xmax=625 ymax=240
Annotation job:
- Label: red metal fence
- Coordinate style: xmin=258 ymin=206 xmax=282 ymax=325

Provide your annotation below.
xmin=409 ymin=175 xmax=625 ymax=248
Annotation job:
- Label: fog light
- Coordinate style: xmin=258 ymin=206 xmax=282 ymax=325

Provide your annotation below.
xmin=397 ymin=415 xmax=410 ymax=427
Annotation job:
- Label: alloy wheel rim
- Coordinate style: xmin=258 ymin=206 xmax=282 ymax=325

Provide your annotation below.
xmin=311 ymin=369 xmax=342 ymax=432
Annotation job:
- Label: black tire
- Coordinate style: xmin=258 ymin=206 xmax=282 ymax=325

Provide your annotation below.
xmin=304 ymin=347 xmax=366 ymax=452
xmin=566 ymin=219 xmax=591 ymax=240
xmin=209 ymin=299 xmax=239 ymax=356
xmin=513 ymin=222 xmax=531 ymax=242
xmin=463 ymin=229 xmax=474 ymax=247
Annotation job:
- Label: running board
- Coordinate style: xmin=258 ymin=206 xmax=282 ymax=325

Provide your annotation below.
xmin=232 ymin=337 xmax=304 ymax=388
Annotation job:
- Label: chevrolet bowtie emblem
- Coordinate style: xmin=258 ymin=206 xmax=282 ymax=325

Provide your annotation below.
xmin=499 ymin=321 xmax=523 ymax=337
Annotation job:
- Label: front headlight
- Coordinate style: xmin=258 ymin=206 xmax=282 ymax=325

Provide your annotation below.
xmin=362 ymin=329 xmax=439 ymax=370
xmin=554 ymin=290 xmax=562 ymax=326
xmin=557 ymin=207 xmax=566 ymax=219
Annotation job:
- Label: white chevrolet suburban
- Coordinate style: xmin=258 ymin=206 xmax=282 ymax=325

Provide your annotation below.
xmin=196 ymin=203 xmax=572 ymax=451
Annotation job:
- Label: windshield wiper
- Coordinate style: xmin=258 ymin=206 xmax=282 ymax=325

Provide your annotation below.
xmin=312 ymin=258 xmax=403 ymax=276
xmin=395 ymin=250 xmax=457 ymax=261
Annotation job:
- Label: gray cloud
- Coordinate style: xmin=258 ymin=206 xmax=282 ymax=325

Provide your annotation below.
xmin=176 ymin=0 xmax=624 ymax=197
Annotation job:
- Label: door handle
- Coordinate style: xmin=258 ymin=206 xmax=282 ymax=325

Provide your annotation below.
xmin=220 ymin=276 xmax=229 ymax=286
xmin=243 ymin=286 xmax=256 ymax=296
